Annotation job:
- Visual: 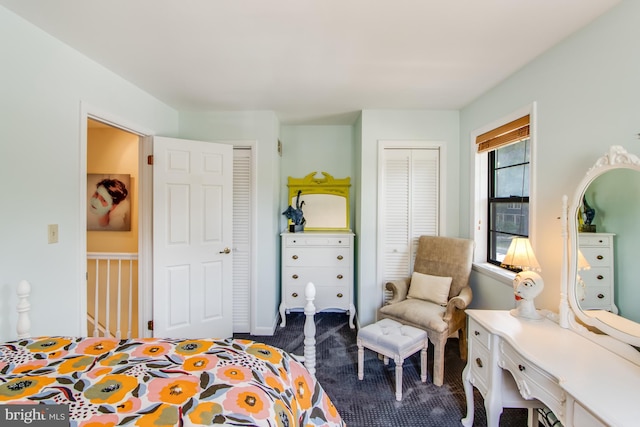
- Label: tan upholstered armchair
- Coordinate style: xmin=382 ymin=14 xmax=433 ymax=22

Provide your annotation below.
xmin=378 ymin=235 xmax=474 ymax=386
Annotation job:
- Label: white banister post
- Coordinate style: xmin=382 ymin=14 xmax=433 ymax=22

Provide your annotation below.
xmin=303 ymin=282 xmax=316 ymax=377
xmin=16 ymin=279 xmax=31 ymax=339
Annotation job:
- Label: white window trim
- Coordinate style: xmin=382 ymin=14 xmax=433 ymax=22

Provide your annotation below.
xmin=470 ymin=103 xmax=537 ymax=285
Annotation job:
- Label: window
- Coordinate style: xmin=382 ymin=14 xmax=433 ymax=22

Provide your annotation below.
xmin=473 ymin=111 xmax=533 ymax=272
xmin=488 ymin=139 xmax=530 ymax=266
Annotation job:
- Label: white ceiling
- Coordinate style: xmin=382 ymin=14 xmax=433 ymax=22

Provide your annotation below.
xmin=1 ymin=0 xmax=620 ymax=125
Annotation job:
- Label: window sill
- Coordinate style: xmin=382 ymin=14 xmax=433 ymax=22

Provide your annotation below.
xmin=472 ymin=262 xmax=516 ymax=287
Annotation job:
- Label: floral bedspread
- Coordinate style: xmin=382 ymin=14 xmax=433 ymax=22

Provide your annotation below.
xmin=0 ymin=336 xmax=345 ymax=426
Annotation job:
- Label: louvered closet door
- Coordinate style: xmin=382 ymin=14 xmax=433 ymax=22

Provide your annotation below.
xmin=381 ymin=148 xmax=440 ymax=302
xmin=233 ymin=148 xmax=252 ymax=332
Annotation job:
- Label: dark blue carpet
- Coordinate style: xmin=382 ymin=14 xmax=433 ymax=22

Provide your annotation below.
xmin=235 ymin=312 xmax=531 ymax=426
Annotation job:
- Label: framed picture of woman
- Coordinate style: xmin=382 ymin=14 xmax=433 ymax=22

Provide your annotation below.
xmin=87 ymin=174 xmax=131 ymax=231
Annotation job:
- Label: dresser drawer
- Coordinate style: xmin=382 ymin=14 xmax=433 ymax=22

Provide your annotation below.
xmin=285 ymin=236 xmax=351 ymax=247
xmin=283 ymin=267 xmax=350 ymax=287
xmin=580 ymin=248 xmax=612 ymax=267
xmin=468 ymin=317 xmax=491 ymax=350
xmin=499 ymin=341 xmax=565 ymax=417
xmin=284 ymin=285 xmax=350 ymax=310
xmin=580 ymin=285 xmax=612 ymax=308
xmin=578 ymin=234 xmax=612 ymax=247
xmin=284 ymin=247 xmax=350 ymax=267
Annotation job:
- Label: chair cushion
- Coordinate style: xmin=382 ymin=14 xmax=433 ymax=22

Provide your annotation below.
xmin=379 ymin=299 xmax=448 ymax=333
xmin=407 ymin=272 xmax=452 ymax=306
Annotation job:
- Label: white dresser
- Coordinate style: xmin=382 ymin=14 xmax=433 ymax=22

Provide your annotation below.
xmin=578 ymin=232 xmax=617 ymax=313
xmin=462 ymin=310 xmax=640 ymax=427
xmin=279 ymin=230 xmax=356 ymax=328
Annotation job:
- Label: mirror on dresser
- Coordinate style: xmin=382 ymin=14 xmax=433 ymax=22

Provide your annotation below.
xmin=562 ymin=145 xmax=640 ymax=348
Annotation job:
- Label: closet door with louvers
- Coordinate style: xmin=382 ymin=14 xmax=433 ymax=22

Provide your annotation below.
xmin=232 ymin=148 xmax=252 ymax=332
xmin=379 ymin=147 xmax=441 ymax=302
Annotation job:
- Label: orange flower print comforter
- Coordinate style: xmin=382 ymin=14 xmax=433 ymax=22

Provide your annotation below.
xmin=0 ymin=337 xmax=345 ymax=426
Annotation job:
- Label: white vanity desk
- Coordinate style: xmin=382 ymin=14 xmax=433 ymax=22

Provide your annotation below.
xmin=462 ymin=309 xmax=640 ymax=427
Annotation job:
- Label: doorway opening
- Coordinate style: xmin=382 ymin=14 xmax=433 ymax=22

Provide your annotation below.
xmin=86 ymin=118 xmax=140 ymax=338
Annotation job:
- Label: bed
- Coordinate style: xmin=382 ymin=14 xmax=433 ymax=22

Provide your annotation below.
xmin=1 ymin=281 xmax=345 ymax=427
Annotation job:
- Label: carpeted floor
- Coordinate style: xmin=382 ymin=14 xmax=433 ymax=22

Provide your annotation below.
xmin=234 ymin=312 xmax=531 ymax=427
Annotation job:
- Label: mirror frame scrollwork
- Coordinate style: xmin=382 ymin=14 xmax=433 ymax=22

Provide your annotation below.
xmin=561 ymin=145 xmax=640 ymax=347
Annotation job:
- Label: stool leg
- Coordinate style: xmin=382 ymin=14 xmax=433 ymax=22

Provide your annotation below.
xmin=394 ymin=355 xmax=403 ymax=401
xmin=420 ymin=346 xmax=427 ymax=383
xmin=357 ymin=340 xmax=364 ymax=380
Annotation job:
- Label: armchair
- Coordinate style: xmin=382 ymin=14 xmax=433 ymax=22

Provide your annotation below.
xmin=377 ymin=235 xmax=474 ymax=386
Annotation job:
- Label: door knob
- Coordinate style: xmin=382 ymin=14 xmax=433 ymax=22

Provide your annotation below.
xmin=219 ymin=247 xmax=231 ymax=254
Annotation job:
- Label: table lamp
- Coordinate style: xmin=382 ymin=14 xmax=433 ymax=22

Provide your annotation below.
xmin=502 ymin=237 xmax=544 ymax=320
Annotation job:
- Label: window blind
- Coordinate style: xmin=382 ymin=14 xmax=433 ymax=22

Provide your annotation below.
xmin=476 ymin=115 xmax=530 ymax=153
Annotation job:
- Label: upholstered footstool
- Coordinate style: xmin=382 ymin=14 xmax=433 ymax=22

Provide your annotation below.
xmin=357 ymin=318 xmax=428 ymax=401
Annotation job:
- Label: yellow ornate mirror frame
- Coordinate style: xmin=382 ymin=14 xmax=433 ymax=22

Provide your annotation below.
xmin=287 ymin=172 xmax=351 ymax=231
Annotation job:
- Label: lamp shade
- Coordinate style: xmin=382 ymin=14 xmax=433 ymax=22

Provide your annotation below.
xmin=502 ymin=237 xmax=541 ymax=271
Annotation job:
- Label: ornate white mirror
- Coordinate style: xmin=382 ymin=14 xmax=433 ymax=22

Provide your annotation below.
xmin=562 ymin=145 xmax=640 ymax=348
xmin=286 ymin=172 xmax=351 ymax=231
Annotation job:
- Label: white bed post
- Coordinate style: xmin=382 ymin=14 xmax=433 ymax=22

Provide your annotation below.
xmin=16 ymin=279 xmax=31 ymax=339
xmin=303 ymin=282 xmax=317 ymax=377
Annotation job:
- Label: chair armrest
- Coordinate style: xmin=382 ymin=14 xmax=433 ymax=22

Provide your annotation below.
xmin=443 ymin=286 xmax=472 ymax=319
xmin=385 ymin=278 xmax=410 ymax=304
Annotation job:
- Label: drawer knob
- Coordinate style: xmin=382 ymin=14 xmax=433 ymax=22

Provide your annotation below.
xmin=337 ymin=293 xmax=343 ymax=298
xmin=337 ymin=274 xmax=343 ymax=279
xmin=292 ymin=274 xmax=299 ymax=279
xmin=292 ymin=292 xmax=298 ymax=298
xmin=597 ymin=275 xmax=604 ymax=280
xmin=475 ymin=358 xmax=483 ymax=368
xmin=597 ymin=255 xmax=604 ymax=260
xmin=337 ymin=255 xmax=344 ymax=260
xmin=474 ymin=330 xmax=480 ymax=336
xmin=518 ymin=364 xmax=526 ymax=372
xmin=597 ymin=293 xmax=605 ymax=299
xmin=292 ymin=255 xmax=298 ymax=260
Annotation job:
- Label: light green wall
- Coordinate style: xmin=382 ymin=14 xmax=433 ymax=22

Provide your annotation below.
xmin=0 ymin=6 xmax=178 ymax=341
xmin=178 ymin=111 xmax=281 ymax=335
xmin=357 ymin=110 xmax=460 ymax=325
xmin=460 ymin=0 xmax=640 ymax=313
xmin=279 ymin=125 xmax=354 ymax=229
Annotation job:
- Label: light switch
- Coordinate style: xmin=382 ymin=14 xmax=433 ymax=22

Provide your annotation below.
xmin=48 ymin=224 xmax=58 ymax=244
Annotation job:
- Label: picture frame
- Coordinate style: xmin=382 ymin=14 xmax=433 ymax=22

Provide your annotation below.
xmin=87 ymin=173 xmax=131 ymax=231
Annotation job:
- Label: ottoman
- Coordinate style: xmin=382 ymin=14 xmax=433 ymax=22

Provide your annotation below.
xmin=357 ymin=318 xmax=428 ymax=401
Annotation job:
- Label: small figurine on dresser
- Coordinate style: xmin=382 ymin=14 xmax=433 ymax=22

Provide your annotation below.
xmin=283 ymin=190 xmax=306 ymax=232
xmin=579 ymin=195 xmax=596 ymax=232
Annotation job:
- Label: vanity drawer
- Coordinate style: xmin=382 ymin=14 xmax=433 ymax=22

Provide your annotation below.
xmin=468 ymin=339 xmax=490 ymax=395
xmin=284 ymin=247 xmax=350 ymax=267
xmin=468 ymin=317 xmax=491 ymax=349
xmin=499 ymin=341 xmax=565 ymax=417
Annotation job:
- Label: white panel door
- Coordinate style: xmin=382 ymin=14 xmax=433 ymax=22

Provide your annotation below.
xmin=153 ymin=136 xmax=233 ymax=338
